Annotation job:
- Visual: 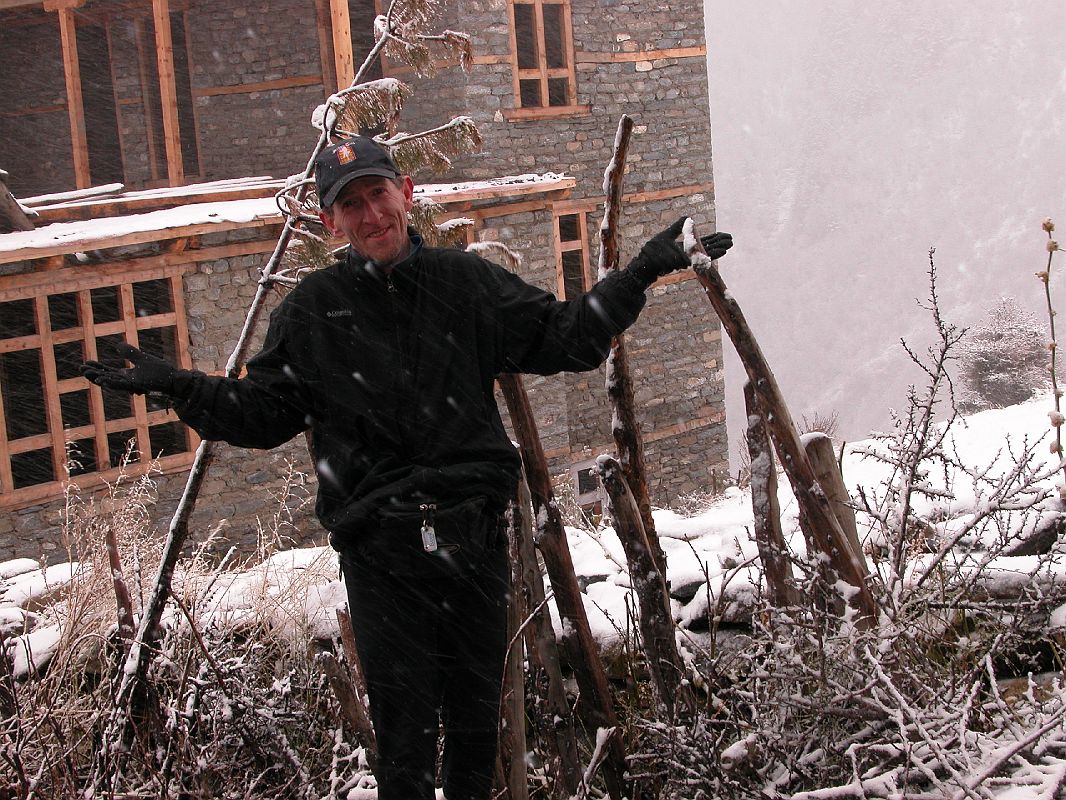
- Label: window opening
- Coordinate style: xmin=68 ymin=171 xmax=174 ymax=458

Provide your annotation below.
xmin=509 ymin=0 xmax=577 ymax=109
xmin=0 ymin=272 xmax=194 ymax=507
xmin=554 ymin=210 xmax=593 ymax=300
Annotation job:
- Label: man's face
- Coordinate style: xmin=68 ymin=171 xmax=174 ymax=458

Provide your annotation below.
xmin=319 ymin=175 xmax=415 ymax=266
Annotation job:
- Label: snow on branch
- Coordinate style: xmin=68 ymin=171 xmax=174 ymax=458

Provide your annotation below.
xmin=386 ymin=116 xmax=482 ymax=174
xmin=313 ymin=78 xmax=414 ymax=137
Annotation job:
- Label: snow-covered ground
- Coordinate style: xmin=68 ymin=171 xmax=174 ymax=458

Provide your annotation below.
xmin=4 ymin=393 xmax=1062 ymax=680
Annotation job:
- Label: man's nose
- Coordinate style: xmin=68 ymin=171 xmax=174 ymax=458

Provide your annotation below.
xmin=362 ymin=202 xmax=383 ymax=223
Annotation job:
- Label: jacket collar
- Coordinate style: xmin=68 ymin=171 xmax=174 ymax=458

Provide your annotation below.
xmin=345 ymin=227 xmax=424 ymax=284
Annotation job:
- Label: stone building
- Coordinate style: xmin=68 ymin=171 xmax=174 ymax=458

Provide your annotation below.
xmin=0 ymin=0 xmax=727 ymax=561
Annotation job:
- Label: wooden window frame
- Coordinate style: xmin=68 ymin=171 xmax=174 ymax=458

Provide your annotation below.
xmin=553 ymin=206 xmax=594 ymax=299
xmin=506 ymin=0 xmax=587 ymax=118
xmin=0 ymin=265 xmax=198 ymax=510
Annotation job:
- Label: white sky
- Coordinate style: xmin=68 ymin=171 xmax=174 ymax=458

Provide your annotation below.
xmin=704 ymin=0 xmax=1066 ymax=463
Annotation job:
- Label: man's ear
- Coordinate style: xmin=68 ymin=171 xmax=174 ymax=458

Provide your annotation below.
xmin=401 ymin=176 xmax=415 ymax=212
xmin=318 ymin=208 xmax=338 ymax=236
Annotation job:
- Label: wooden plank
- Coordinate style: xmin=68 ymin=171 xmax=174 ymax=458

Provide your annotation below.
xmin=532 ymin=0 xmax=547 ymax=105
xmin=577 ymin=209 xmax=592 ymax=289
xmin=118 ymin=280 xmax=153 ymax=467
xmin=33 ymin=181 xmax=282 ymax=223
xmin=470 ymin=54 xmax=510 ymax=66
xmin=5 ymin=433 xmax=53 ymax=456
xmin=575 ymin=46 xmax=706 ymax=64
xmin=0 ymin=104 xmax=67 ymax=119
xmin=561 ymin=0 xmax=577 ymax=104
xmin=501 ymin=104 xmax=591 ymax=122
xmin=551 ymin=182 xmax=714 ymax=213
xmin=0 ymin=216 xmax=277 ymax=264
xmin=77 ymin=288 xmax=110 ymax=477
xmin=0 ymin=450 xmax=195 ymax=511
xmin=33 ymin=295 xmax=68 ymax=481
xmin=152 ymin=0 xmax=184 ymax=186
xmin=192 ymin=74 xmax=323 ymax=98
xmin=0 ymin=245 xmax=257 ymax=297
xmin=313 ymin=0 xmax=338 ymax=96
xmin=552 ymin=212 xmax=565 ymax=297
xmin=57 ymin=7 xmax=91 ymax=189
xmin=0 ymin=370 xmax=14 ymax=491
xmin=506 ymin=0 xmax=522 ymax=106
xmin=329 ymin=0 xmax=354 ymax=90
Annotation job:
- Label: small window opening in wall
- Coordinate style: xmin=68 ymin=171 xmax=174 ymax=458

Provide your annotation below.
xmin=573 ymin=464 xmax=603 ymax=522
xmin=555 ymin=210 xmax=593 ymax=300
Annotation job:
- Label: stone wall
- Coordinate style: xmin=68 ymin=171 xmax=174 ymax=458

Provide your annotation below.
xmin=0 ymin=0 xmax=728 ymax=564
xmin=183 ymin=0 xmax=325 ymax=182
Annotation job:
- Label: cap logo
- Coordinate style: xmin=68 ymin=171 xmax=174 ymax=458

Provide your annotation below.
xmin=336 ymin=144 xmax=356 ymax=165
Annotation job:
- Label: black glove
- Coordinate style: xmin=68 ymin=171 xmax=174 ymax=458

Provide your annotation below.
xmin=700 ymin=231 xmax=734 ymax=261
xmin=81 ymin=342 xmax=180 ymax=396
xmin=625 ymin=217 xmax=734 ymax=288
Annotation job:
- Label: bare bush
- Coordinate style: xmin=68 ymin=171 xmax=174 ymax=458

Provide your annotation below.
xmin=957 ymin=296 xmax=1047 ymax=413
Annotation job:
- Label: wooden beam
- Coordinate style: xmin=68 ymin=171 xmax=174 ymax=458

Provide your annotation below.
xmin=152 ymin=0 xmax=184 ymax=186
xmin=313 ymin=0 xmax=338 ymax=95
xmin=56 ymin=7 xmax=90 ymax=189
xmin=329 ymin=0 xmax=354 ymax=90
xmin=192 ymin=74 xmax=322 ymax=98
xmin=575 ymin=46 xmax=707 ymax=64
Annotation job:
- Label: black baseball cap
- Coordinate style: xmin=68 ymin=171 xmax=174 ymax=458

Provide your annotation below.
xmin=315 ymin=136 xmax=401 ymax=207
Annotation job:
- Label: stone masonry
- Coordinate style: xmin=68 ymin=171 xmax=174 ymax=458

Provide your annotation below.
xmin=0 ymin=0 xmax=728 ymax=560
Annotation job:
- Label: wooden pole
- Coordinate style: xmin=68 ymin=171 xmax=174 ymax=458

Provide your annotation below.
xmin=513 ymin=473 xmax=582 ymax=796
xmin=497 ymin=373 xmax=628 ymax=800
xmin=499 ymin=502 xmax=530 ymax=800
xmin=56 ymin=6 xmax=90 ymax=189
xmin=152 ymin=0 xmax=184 ymax=186
xmin=803 ymin=432 xmax=866 ymax=572
xmin=743 ymin=381 xmax=798 ymax=608
xmin=329 ymin=0 xmax=355 ymax=90
xmin=598 ymin=456 xmax=695 ymax=720
xmin=599 ymin=114 xmax=667 ymax=576
xmin=688 ymin=233 xmax=880 ymax=628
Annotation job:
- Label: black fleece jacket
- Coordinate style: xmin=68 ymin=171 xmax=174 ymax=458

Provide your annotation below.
xmin=171 ymin=234 xmax=647 ymax=548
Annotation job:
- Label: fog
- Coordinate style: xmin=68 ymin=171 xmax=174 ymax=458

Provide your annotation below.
xmin=703 ymin=1 xmax=1066 ymax=466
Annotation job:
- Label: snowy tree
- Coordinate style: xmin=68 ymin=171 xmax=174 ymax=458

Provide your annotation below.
xmin=957 ymin=296 xmax=1047 ymax=412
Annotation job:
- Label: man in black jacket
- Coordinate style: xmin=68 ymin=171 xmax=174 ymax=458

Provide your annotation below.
xmin=82 ymin=135 xmax=732 ymax=800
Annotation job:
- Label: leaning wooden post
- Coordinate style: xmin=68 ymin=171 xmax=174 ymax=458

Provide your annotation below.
xmin=497 ymin=493 xmax=530 ymax=800
xmin=512 ymin=472 xmax=582 ymax=796
xmin=743 ymin=381 xmax=799 ymax=608
xmin=598 ymin=456 xmax=695 ymax=720
xmin=686 ymin=224 xmax=879 ymax=628
xmin=803 ymin=432 xmax=865 ymax=570
xmin=498 ymin=374 xmax=628 ymax=800
xmin=599 ymin=114 xmax=667 ymax=577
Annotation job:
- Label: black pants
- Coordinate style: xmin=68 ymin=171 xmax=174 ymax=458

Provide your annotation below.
xmin=341 ymin=546 xmax=510 ymax=800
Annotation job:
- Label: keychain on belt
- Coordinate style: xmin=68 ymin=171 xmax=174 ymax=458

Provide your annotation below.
xmin=420 ymin=503 xmax=438 ymax=552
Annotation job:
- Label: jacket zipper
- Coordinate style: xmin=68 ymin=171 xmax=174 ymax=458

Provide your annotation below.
xmin=386 ymin=271 xmax=412 ymax=454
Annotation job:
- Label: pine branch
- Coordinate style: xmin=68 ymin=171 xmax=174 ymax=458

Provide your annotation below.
xmin=386 ymin=116 xmax=482 ymax=174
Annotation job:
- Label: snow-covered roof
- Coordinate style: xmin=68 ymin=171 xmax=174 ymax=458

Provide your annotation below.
xmin=0 ymin=172 xmax=576 ymax=265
